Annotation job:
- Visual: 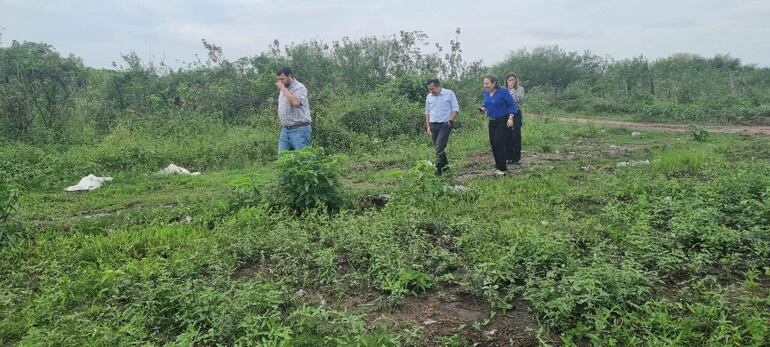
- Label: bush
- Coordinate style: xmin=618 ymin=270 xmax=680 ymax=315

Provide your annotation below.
xmin=275 ymin=147 xmax=345 ymax=213
xmin=311 ymin=115 xmax=363 ymax=153
xmin=521 ymin=86 xmax=559 ymax=114
xmin=332 ymin=92 xmax=423 ymax=140
xmin=688 ymin=124 xmax=710 ymax=142
xmin=377 ymin=74 xmax=429 ymax=104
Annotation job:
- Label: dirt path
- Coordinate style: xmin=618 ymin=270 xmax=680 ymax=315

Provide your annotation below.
xmin=456 ymin=142 xmax=639 ymax=181
xmin=550 ymin=116 xmax=770 ymax=135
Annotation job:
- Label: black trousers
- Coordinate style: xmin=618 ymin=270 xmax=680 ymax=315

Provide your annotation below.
xmin=506 ymin=110 xmax=523 ymax=163
xmin=430 ymin=122 xmax=451 ymax=174
xmin=488 ymin=117 xmax=512 ymax=171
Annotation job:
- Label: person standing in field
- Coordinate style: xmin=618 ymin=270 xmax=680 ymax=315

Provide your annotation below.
xmin=275 ymin=66 xmax=312 ymax=152
xmin=478 ymin=74 xmax=518 ymax=176
xmin=424 ymin=78 xmax=459 ymax=176
xmin=505 ymin=72 xmax=525 ymax=165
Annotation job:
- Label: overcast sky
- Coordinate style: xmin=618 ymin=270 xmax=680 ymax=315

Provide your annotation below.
xmin=1 ymin=0 xmax=769 ymax=69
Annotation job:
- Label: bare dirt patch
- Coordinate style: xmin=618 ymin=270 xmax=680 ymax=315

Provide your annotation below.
xmin=368 ymin=288 xmax=539 ymax=346
xmin=232 ymin=259 xmax=274 ymax=280
xmin=456 ymin=143 xmax=638 ymax=181
xmin=282 ymin=285 xmax=541 ymax=345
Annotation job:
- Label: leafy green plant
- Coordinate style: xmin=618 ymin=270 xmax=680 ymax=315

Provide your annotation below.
xmin=334 ymin=92 xmax=423 ymax=140
xmin=276 ymin=147 xmax=345 ymax=213
xmin=380 ymin=268 xmax=433 ymax=299
xmin=524 ymin=261 xmax=653 ymax=331
xmin=393 ymin=160 xmax=473 ymax=205
xmin=0 ymin=184 xmax=23 ymax=246
xmin=688 ymin=123 xmax=710 ymax=142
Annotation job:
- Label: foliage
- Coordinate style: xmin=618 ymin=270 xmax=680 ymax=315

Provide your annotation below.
xmin=0 ymin=40 xmax=86 ymax=142
xmin=689 ymin=123 xmax=710 ymax=142
xmin=329 ymin=92 xmax=423 ymax=140
xmin=653 ymin=148 xmax=707 ymax=176
xmin=0 ymin=184 xmax=23 ymax=247
xmin=2 ymin=29 xmax=770 ymax=346
xmin=275 ymin=147 xmax=344 ymax=213
xmin=2 ymin=121 xmax=770 ymax=345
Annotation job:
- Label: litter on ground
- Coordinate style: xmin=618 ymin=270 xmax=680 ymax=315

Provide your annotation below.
xmin=156 ymin=164 xmax=201 ymax=176
xmin=616 ymin=159 xmax=650 ymax=167
xmin=64 ymin=174 xmax=113 ymax=192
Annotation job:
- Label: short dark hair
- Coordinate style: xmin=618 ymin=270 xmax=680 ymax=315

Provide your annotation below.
xmin=484 ymin=74 xmax=500 ymax=89
xmin=426 ymin=78 xmax=441 ymax=86
xmin=276 ymin=66 xmax=293 ymax=76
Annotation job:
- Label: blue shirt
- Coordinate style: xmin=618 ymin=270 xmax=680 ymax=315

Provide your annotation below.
xmin=424 ymin=88 xmax=459 ymax=123
xmin=483 ymin=87 xmax=518 ymax=119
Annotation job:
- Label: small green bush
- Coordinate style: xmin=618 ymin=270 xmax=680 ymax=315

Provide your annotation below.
xmin=377 ymin=74 xmax=429 ymax=104
xmin=688 ymin=124 xmax=710 ymax=142
xmin=276 ymin=147 xmax=345 ymax=213
xmin=332 ymin=92 xmax=423 ymax=140
xmin=380 ymin=268 xmax=433 ymax=299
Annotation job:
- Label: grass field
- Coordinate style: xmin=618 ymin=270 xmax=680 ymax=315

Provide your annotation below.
xmin=2 ymin=115 xmax=769 ymax=346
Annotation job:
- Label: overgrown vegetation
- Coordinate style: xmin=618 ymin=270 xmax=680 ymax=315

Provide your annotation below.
xmin=0 ymin=184 xmax=22 ymax=247
xmin=495 ymin=47 xmax=770 ymax=123
xmin=1 ymin=31 xmax=769 ymax=345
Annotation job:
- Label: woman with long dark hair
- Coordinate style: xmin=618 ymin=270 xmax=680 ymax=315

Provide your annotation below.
xmin=479 ymin=74 xmax=519 ymax=176
xmin=505 ymin=72 xmax=524 ymax=165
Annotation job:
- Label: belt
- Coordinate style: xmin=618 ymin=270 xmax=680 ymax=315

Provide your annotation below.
xmin=284 ymin=122 xmax=310 ymax=129
xmin=429 ymin=121 xmax=450 ymax=125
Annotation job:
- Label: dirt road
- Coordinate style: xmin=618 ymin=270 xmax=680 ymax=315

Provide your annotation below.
xmin=549 ymin=116 xmax=770 ymax=136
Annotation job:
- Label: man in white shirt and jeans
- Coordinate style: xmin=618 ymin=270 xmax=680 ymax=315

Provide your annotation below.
xmin=424 ymin=78 xmax=459 ymax=176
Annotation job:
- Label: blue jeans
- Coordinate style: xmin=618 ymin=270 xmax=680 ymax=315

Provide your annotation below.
xmin=278 ymin=124 xmax=311 ymax=152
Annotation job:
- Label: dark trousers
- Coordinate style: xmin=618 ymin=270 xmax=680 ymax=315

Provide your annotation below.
xmin=506 ymin=110 xmax=523 ymax=163
xmin=430 ymin=122 xmax=451 ymax=174
xmin=488 ymin=117 xmax=512 ymax=171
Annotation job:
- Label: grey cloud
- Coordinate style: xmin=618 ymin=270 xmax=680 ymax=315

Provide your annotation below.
xmin=1 ymin=0 xmax=768 ymax=68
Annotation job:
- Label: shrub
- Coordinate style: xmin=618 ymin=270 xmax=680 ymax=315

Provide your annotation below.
xmin=377 ymin=74 xmax=429 ymax=104
xmin=379 ymin=268 xmax=433 ymax=299
xmin=275 ymin=147 xmax=345 ymax=213
xmin=311 ymin=116 xmax=362 ymax=153
xmin=332 ymin=92 xmax=423 ymax=140
xmin=688 ymin=124 xmax=710 ymax=142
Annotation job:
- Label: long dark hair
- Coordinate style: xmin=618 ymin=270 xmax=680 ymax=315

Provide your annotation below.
xmin=484 ymin=74 xmax=500 ymax=90
xmin=505 ymin=72 xmax=519 ymax=89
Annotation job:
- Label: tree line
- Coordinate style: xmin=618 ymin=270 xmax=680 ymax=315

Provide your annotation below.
xmin=2 ymin=30 xmax=770 ymax=146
